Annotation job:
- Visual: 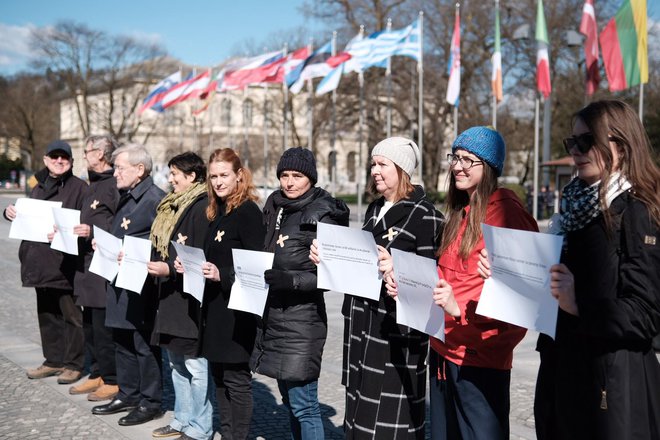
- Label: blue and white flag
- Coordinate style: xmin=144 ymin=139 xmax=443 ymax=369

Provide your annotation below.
xmin=316 ymin=63 xmax=344 ymax=96
xmin=288 ymin=41 xmax=333 ymax=94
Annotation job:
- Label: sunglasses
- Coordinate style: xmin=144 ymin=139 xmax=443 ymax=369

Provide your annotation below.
xmin=47 ymin=153 xmax=71 ymax=160
xmin=563 ymin=133 xmax=618 ymax=155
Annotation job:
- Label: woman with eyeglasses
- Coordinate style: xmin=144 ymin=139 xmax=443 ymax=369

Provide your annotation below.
xmin=425 ymin=126 xmax=537 ymax=440
xmin=531 ymin=100 xmax=660 ymax=439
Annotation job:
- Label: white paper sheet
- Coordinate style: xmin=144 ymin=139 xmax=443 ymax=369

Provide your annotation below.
xmin=476 ymin=224 xmax=564 ymax=339
xmin=8 ymin=198 xmax=62 ymax=243
xmin=50 ymin=207 xmax=81 ymax=255
xmin=172 ymin=241 xmax=206 ymax=303
xmin=316 ymin=223 xmax=381 ymax=300
xmin=115 ymin=235 xmax=152 ymax=294
xmin=391 ymin=248 xmax=445 ymax=340
xmin=89 ymin=226 xmax=123 ymax=281
xmin=228 ymin=249 xmax=275 ymax=317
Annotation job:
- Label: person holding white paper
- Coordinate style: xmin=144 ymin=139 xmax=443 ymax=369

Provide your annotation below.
xmin=69 ymin=134 xmax=120 ymax=401
xmin=426 ymin=127 xmax=537 ymax=440
xmin=183 ymin=148 xmax=265 ymax=440
xmin=533 ymin=101 xmax=660 ymax=439
xmin=3 ymin=140 xmax=88 ymax=384
xmin=145 ymin=152 xmax=212 ymax=440
xmin=251 ymin=147 xmax=349 ymax=440
xmin=92 ymin=143 xmax=165 ymax=426
xmin=336 ymin=137 xmax=443 ymax=439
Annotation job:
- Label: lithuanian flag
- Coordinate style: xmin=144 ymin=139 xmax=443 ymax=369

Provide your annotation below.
xmin=599 ymin=0 xmax=647 ymax=91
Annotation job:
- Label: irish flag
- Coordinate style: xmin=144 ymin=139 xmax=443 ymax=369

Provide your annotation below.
xmin=491 ymin=2 xmax=503 ymax=103
xmin=599 ymin=0 xmax=647 ymax=91
xmin=536 ymin=0 xmax=551 ymax=99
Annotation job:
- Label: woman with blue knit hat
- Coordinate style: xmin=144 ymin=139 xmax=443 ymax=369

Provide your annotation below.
xmin=427 ymin=126 xmax=538 ymax=439
xmin=251 ymin=146 xmax=349 ymax=440
xmin=311 ymin=136 xmax=444 ymax=438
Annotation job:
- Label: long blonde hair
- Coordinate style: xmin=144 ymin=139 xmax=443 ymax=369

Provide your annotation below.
xmin=206 ymin=148 xmax=259 ymax=220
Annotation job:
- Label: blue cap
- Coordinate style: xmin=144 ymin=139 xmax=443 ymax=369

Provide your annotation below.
xmin=452 ymin=126 xmax=505 ymax=176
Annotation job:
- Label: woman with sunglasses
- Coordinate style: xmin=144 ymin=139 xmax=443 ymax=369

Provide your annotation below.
xmin=533 ymin=100 xmax=660 ymax=439
xmin=425 ymin=126 xmax=538 ymax=439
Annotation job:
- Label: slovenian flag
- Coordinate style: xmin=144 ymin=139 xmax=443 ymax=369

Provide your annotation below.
xmin=139 ymin=71 xmax=181 ymax=114
xmin=491 ymin=3 xmax=503 ymax=103
xmin=287 ymin=41 xmax=333 ymax=94
xmin=536 ymin=0 xmax=552 ymax=99
xmin=161 ymin=70 xmax=212 ymax=109
xmin=446 ymin=7 xmax=460 ymax=107
xmin=599 ymin=0 xmax=647 ymax=92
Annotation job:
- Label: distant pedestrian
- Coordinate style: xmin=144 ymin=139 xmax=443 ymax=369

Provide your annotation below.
xmin=3 ymin=140 xmax=88 ymax=384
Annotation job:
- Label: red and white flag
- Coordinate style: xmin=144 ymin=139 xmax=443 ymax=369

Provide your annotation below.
xmin=161 ymin=70 xmax=212 ymax=109
xmin=580 ymin=0 xmax=600 ymax=95
xmin=535 ymin=0 xmax=551 ymax=99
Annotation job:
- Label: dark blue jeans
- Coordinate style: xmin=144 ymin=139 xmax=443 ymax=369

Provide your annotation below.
xmin=277 ymin=379 xmax=324 ymax=440
xmin=429 ymin=352 xmax=510 ymax=440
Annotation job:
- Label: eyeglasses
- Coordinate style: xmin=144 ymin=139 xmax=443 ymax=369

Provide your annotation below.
xmin=447 ymin=153 xmax=483 ymax=170
xmin=563 ymin=133 xmax=618 ymax=155
xmin=114 ymin=165 xmax=136 ymax=174
xmin=83 ymin=148 xmax=99 ymax=156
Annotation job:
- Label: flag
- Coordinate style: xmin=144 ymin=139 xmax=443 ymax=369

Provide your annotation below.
xmin=580 ymin=0 xmax=601 ymax=95
xmin=599 ymin=0 xmax=647 ymax=91
xmin=139 ymin=71 xmax=181 ymax=114
xmin=316 ymin=64 xmax=344 ymax=96
xmin=314 ymin=32 xmax=362 ymax=95
xmin=536 ymin=0 xmax=552 ymax=99
xmin=220 ymin=50 xmax=284 ymax=90
xmin=264 ymin=47 xmax=310 ymax=84
xmin=161 ymin=70 xmax=212 ymax=109
xmin=390 ymin=18 xmax=422 ymax=61
xmin=344 ymin=19 xmax=419 ymax=72
xmin=192 ymin=72 xmax=221 ymax=116
xmin=491 ymin=4 xmax=503 ymax=103
xmin=446 ymin=8 xmax=461 ymax=106
xmin=287 ymin=41 xmax=333 ymax=94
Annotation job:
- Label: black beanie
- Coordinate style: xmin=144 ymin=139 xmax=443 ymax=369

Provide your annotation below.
xmin=276 ymin=147 xmax=318 ymax=184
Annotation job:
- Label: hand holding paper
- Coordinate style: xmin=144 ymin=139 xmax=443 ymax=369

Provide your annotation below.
xmin=171 ymin=241 xmax=207 ymax=303
xmin=89 ymin=226 xmax=122 ymax=281
xmin=51 ymin=207 xmax=81 ymax=255
xmin=8 ymin=198 xmax=63 ymax=243
xmin=228 ymin=249 xmax=274 ymax=317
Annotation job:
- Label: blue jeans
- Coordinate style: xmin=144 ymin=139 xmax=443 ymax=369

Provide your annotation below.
xmin=277 ymin=379 xmax=324 ymax=440
xmin=168 ymin=350 xmax=213 ymax=440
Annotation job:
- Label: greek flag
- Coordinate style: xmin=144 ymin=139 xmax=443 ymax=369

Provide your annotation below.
xmin=347 ymin=18 xmax=421 ymax=72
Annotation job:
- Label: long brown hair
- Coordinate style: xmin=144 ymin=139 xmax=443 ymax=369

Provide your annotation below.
xmin=438 ymin=162 xmax=498 ymax=260
xmin=367 ymin=163 xmax=415 ymax=203
xmin=206 ymin=148 xmax=259 ymax=220
xmin=575 ymin=100 xmax=660 ymax=226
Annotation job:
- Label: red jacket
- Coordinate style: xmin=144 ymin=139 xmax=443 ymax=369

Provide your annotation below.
xmin=431 ymin=188 xmax=538 ymax=370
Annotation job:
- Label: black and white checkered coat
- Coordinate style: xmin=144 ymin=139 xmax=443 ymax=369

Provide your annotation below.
xmin=342 ymin=185 xmax=443 ymax=439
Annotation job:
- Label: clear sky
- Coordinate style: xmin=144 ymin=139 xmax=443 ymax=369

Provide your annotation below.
xmin=0 ymin=0 xmax=318 ymax=75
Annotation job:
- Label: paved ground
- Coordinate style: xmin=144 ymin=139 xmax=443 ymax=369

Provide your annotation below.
xmin=0 ymin=193 xmax=539 ymax=439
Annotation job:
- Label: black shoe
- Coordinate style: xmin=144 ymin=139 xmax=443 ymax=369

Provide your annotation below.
xmin=118 ymin=406 xmax=163 ymax=426
xmin=92 ymin=398 xmax=137 ymax=415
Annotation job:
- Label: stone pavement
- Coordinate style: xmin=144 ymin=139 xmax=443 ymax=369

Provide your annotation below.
xmin=0 ymin=194 xmax=539 ymax=439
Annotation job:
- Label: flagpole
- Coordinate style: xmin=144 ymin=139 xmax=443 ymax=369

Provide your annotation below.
xmin=492 ymin=0 xmax=499 ymax=128
xmin=263 ymin=84 xmax=269 ymax=190
xmin=492 ymin=95 xmax=497 ymax=128
xmin=243 ymin=87 xmax=249 ymax=166
xmin=331 ymin=31 xmax=338 ymax=197
xmin=307 ymin=39 xmax=314 ymax=151
xmin=639 ymin=83 xmax=644 ymax=121
xmin=282 ymin=43 xmax=289 ymax=150
xmin=417 ymin=11 xmax=424 ymax=185
xmin=453 ymin=106 xmax=458 ymax=139
xmin=533 ymin=97 xmax=540 ymax=220
xmin=357 ymin=25 xmax=365 ymax=225
xmin=386 ymin=18 xmax=393 ymax=138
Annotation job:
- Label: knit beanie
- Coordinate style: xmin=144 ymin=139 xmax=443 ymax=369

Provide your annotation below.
xmin=277 ymin=147 xmax=318 ymax=184
xmin=371 ymin=136 xmax=420 ymax=177
xmin=452 ymin=126 xmax=505 ymax=176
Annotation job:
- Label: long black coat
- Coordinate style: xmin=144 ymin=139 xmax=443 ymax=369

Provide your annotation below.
xmin=535 ymin=191 xmax=660 ymax=440
xmin=105 ymin=176 xmax=165 ymax=330
xmin=74 ymin=169 xmax=119 ymax=307
xmin=199 ymin=199 xmax=265 ymax=364
xmin=17 ymin=168 xmax=88 ymax=290
xmin=250 ymin=187 xmax=349 ymax=382
xmin=152 ymin=193 xmax=209 ymax=350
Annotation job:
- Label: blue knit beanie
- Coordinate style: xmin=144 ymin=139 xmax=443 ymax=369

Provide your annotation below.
xmin=452 ymin=126 xmax=505 ymax=176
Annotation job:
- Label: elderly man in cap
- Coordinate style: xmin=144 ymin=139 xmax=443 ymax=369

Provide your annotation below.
xmin=4 ymin=140 xmax=88 ymax=384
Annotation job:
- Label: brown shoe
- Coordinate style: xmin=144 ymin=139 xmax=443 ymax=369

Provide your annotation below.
xmin=69 ymin=377 xmax=103 ymax=395
xmin=87 ymin=384 xmax=119 ymax=401
xmin=26 ymin=364 xmax=63 ymax=379
xmin=57 ymin=368 xmax=82 ymax=384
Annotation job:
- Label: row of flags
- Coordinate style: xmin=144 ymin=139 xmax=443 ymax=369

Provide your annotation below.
xmin=140 ymin=0 xmax=649 ymax=116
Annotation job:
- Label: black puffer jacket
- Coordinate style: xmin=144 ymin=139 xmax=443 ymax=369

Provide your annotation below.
xmin=250 ymin=187 xmax=349 ymax=381
xmin=16 ymin=168 xmax=88 ymax=290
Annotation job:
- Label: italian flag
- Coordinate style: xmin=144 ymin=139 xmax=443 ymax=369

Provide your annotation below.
xmin=599 ymin=0 xmax=648 ymax=91
xmin=535 ymin=0 xmax=551 ymax=99
xmin=491 ymin=3 xmax=503 ymax=103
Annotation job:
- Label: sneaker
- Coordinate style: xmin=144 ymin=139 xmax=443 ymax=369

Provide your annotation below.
xmin=26 ymin=364 xmax=63 ymax=379
xmin=69 ymin=377 xmax=103 ymax=395
xmin=152 ymin=425 xmax=181 ymax=438
xmin=87 ymin=384 xmax=119 ymax=401
xmin=57 ymin=368 xmax=82 ymax=384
